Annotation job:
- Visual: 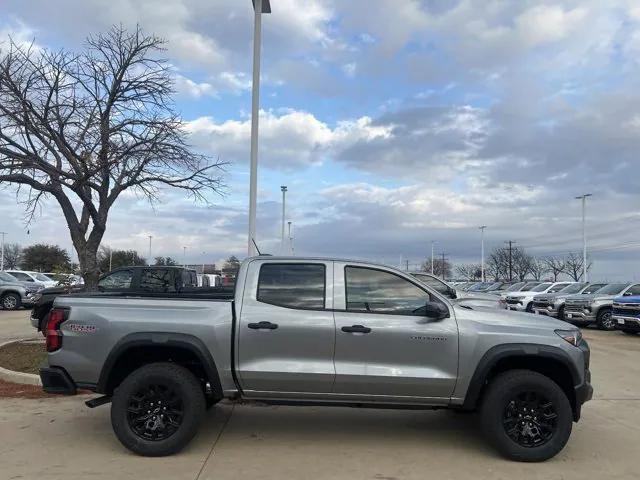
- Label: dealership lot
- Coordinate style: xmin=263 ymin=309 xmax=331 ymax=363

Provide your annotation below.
xmin=0 ymin=310 xmax=639 ymax=479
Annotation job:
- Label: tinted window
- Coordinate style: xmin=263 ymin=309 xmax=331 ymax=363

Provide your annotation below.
xmin=257 ymin=264 xmax=325 ymax=309
xmin=139 ymin=269 xmax=176 ymax=292
xmin=346 ymin=266 xmax=430 ymax=315
xmin=531 ymin=283 xmax=552 ymax=292
xmin=98 ymin=270 xmax=133 ymax=290
xmin=9 ymin=272 xmax=33 ymax=282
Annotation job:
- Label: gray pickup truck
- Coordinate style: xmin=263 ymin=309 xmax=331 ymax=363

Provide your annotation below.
xmin=0 ymin=271 xmax=42 ymax=310
xmin=40 ymin=257 xmax=592 ymax=462
xmin=564 ymin=282 xmax=640 ymax=330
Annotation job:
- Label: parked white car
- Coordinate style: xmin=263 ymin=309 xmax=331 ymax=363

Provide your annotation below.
xmin=505 ymin=282 xmax=576 ymax=313
xmin=5 ymin=270 xmax=58 ymax=288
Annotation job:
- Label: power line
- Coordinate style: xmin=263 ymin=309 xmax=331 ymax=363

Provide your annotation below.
xmin=505 ymin=240 xmax=516 ymax=282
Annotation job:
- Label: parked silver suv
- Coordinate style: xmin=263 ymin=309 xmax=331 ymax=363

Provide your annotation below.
xmin=532 ymin=283 xmax=607 ymax=320
xmin=0 ymin=271 xmax=42 ymax=310
xmin=564 ymin=283 xmax=640 ymax=330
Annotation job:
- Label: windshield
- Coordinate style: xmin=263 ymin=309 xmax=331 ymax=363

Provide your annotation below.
xmin=595 ymin=283 xmax=628 ymax=295
xmin=522 ymin=282 xmax=541 ymax=290
xmin=559 ymin=283 xmax=586 ymax=294
xmin=548 ymin=283 xmax=572 ymax=293
xmin=582 ymin=284 xmax=606 ymax=294
xmin=0 ymin=272 xmax=17 ymax=282
xmin=34 ymin=273 xmax=53 ymax=281
xmin=507 ymin=282 xmax=525 ymax=291
xmin=531 ymin=283 xmax=552 ymax=292
xmin=484 ymin=282 xmax=502 ymax=291
xmin=412 ymin=274 xmax=450 ymax=295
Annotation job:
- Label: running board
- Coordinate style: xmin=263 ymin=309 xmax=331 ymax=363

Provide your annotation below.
xmin=85 ymin=395 xmax=112 ymax=408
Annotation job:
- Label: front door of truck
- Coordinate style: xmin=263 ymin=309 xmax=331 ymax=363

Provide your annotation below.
xmin=332 ymin=263 xmax=459 ymax=401
xmin=237 ymin=260 xmax=335 ymax=395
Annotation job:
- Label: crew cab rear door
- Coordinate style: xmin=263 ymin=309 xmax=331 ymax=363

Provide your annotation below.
xmin=236 ymin=260 xmax=335 ymax=396
xmin=332 ymin=262 xmax=459 ymax=401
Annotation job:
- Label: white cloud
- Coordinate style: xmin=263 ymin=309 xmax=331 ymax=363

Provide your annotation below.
xmin=186 ymin=109 xmax=393 ymax=169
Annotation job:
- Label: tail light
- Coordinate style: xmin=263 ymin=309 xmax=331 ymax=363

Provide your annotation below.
xmin=46 ymin=308 xmax=69 ymax=352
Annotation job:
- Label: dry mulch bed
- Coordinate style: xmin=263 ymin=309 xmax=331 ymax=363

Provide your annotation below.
xmin=0 ymin=341 xmax=47 ymax=375
xmin=0 ymin=378 xmax=56 ymax=398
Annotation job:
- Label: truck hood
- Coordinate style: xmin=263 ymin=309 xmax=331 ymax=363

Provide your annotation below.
xmin=566 ymin=293 xmax=615 ymax=302
xmin=613 ymin=295 xmax=640 ymax=304
xmin=458 ymin=304 xmax=572 ymax=330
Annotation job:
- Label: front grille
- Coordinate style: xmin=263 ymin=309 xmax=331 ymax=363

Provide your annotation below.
xmin=566 ymin=302 xmax=588 ymax=312
xmin=506 ymin=299 xmax=520 ymax=305
xmin=533 ymin=300 xmax=552 ymax=307
xmin=613 ymin=307 xmax=640 ymax=318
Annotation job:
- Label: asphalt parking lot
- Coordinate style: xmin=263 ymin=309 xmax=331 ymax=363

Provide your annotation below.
xmin=0 ymin=309 xmax=639 ymax=480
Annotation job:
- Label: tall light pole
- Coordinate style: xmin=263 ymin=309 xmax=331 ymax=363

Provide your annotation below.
xmin=280 ymin=185 xmax=287 ymax=254
xmin=0 ymin=232 xmax=6 ymax=271
xmin=479 ymin=226 xmax=487 ymax=282
xmin=148 ymin=235 xmax=153 ymax=266
xmin=247 ymin=0 xmax=272 ymax=257
xmin=202 ymin=251 xmax=206 ymax=275
xmin=109 ymin=249 xmax=113 ymax=272
xmin=183 ymin=246 xmax=187 ymax=268
xmin=431 ymin=241 xmax=435 ymax=275
xmin=287 ymin=221 xmax=293 ymax=255
xmin=576 ymin=194 xmax=592 ymax=281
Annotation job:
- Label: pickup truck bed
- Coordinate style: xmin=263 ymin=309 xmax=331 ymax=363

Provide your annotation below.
xmin=40 ymin=256 xmax=592 ymax=461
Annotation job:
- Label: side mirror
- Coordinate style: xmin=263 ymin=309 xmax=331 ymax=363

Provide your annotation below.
xmin=424 ymin=301 xmax=450 ymax=320
xmin=448 ymin=287 xmax=457 ymax=299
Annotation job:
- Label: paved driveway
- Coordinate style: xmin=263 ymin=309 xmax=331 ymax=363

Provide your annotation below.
xmin=0 ymin=309 xmax=38 ymax=343
xmin=1 ymin=329 xmax=639 ymax=480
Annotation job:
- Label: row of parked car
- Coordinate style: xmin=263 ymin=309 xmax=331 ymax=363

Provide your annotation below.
xmin=0 ymin=270 xmax=83 ymax=310
xmin=450 ymin=279 xmax=640 ymax=334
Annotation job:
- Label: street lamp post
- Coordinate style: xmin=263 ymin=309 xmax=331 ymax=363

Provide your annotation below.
xmin=431 ymin=241 xmax=435 ymax=275
xmin=576 ymin=194 xmax=592 ymax=281
xmin=0 ymin=232 xmax=6 ymax=271
xmin=183 ymin=246 xmax=187 ymax=268
xmin=288 ymin=221 xmax=293 ymax=255
xmin=247 ymin=0 xmax=272 ymax=257
xmin=479 ymin=226 xmax=487 ymax=282
xmin=280 ymin=185 xmax=287 ymax=253
xmin=148 ymin=235 xmax=153 ymax=266
xmin=202 ymin=252 xmax=206 ymax=275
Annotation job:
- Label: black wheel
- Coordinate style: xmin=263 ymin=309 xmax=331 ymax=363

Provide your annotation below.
xmin=1 ymin=293 xmax=21 ymax=310
xmin=481 ymin=370 xmax=573 ymax=462
xmin=557 ymin=306 xmax=565 ymax=321
xmin=111 ymin=362 xmax=205 ymax=456
xmin=525 ymin=302 xmax=534 ymax=313
xmin=621 ymin=329 xmax=638 ymax=336
xmin=596 ymin=308 xmax=615 ymax=331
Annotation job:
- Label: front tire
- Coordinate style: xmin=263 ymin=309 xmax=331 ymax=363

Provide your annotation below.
xmin=557 ymin=306 xmax=565 ymax=322
xmin=596 ymin=308 xmax=615 ymax=331
xmin=111 ymin=362 xmax=205 ymax=456
xmin=480 ymin=370 xmax=573 ymax=462
xmin=1 ymin=293 xmax=21 ymax=310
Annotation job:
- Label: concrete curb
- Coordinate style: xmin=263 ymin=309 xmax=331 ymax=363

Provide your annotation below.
xmin=0 ymin=339 xmax=43 ymax=386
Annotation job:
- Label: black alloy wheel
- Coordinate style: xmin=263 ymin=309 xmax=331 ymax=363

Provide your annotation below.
xmin=127 ymin=384 xmax=184 ymax=441
xmin=502 ymin=391 xmax=557 ymax=448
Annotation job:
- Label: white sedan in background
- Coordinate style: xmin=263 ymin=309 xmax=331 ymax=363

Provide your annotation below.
xmin=5 ymin=270 xmax=59 ymax=288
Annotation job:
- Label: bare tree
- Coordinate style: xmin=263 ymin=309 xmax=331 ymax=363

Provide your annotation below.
xmin=541 ymin=256 xmax=567 ymax=281
xmin=0 ymin=26 xmax=225 ymax=288
xmin=455 ymin=263 xmax=481 ymax=281
xmin=527 ymin=257 xmax=548 ymax=281
xmin=487 ymin=248 xmax=509 ymax=281
xmin=421 ymin=258 xmax=452 ymax=280
xmin=511 ymin=248 xmax=534 ymax=281
xmin=564 ymin=252 xmax=592 ymax=281
xmin=1 ymin=242 xmax=22 ymax=269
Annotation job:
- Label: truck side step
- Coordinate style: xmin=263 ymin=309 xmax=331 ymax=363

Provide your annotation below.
xmin=85 ymin=395 xmax=112 ymax=408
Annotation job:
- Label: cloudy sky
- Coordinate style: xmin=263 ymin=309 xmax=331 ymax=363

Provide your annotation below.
xmin=1 ymin=0 xmax=639 ymax=279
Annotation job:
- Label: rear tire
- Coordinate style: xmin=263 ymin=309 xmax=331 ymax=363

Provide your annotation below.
xmin=557 ymin=306 xmax=565 ymax=321
xmin=480 ymin=370 xmax=573 ymax=462
xmin=525 ymin=302 xmax=534 ymax=313
xmin=596 ymin=308 xmax=615 ymax=331
xmin=1 ymin=293 xmax=21 ymax=310
xmin=111 ymin=362 xmax=205 ymax=456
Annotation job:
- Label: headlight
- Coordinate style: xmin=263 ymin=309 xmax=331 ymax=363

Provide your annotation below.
xmin=555 ymin=329 xmax=582 ymax=347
